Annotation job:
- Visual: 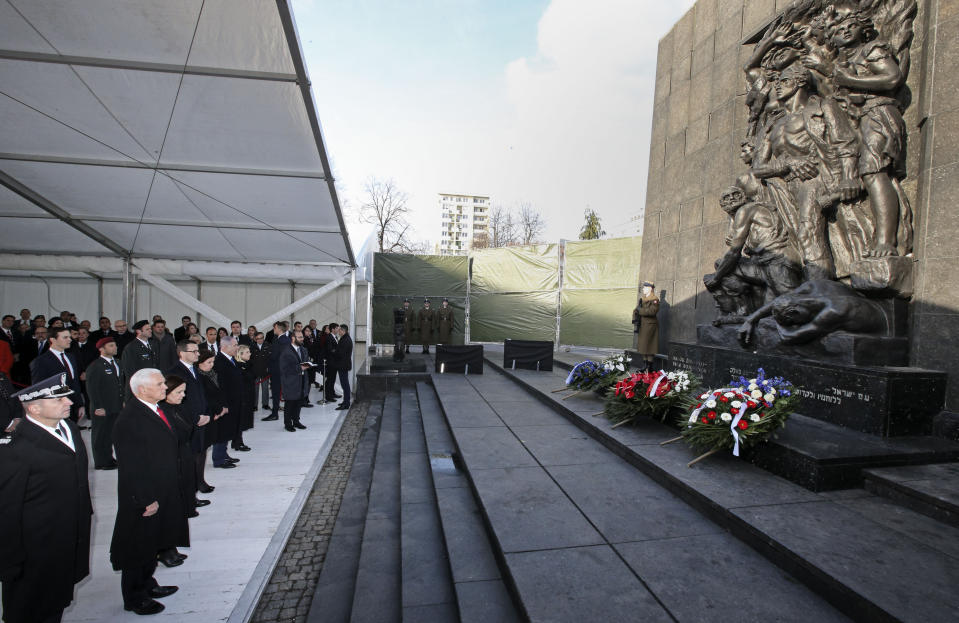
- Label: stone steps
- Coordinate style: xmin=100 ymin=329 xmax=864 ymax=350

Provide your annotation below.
xmin=863 ymin=463 xmax=959 ymax=528
xmin=479 ymin=359 xmax=959 ymax=623
xmin=429 ymin=372 xmax=849 ymax=623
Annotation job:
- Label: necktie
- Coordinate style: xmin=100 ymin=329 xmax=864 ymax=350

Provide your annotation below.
xmin=59 ymin=353 xmax=73 ymax=381
xmin=155 ymin=406 xmax=172 ymax=429
xmin=112 ymin=359 xmax=120 ymax=377
xmin=55 ymin=422 xmax=66 ymax=438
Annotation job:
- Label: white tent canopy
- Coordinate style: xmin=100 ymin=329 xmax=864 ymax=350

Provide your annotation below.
xmin=0 ymin=0 xmax=354 ymax=274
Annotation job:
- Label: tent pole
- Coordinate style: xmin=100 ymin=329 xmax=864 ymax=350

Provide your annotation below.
xmin=349 ymin=268 xmax=357 ymax=391
xmin=365 ymin=257 xmax=373 ymax=351
xmin=555 ymin=240 xmax=565 ymax=350
xmin=123 ymin=257 xmax=136 ymax=322
xmin=465 ymin=256 xmax=472 ymax=344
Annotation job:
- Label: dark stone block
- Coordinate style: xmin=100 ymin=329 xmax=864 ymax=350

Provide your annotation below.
xmin=401 ymin=601 xmax=458 ymax=622
xmin=511 ymin=424 xmax=622 ymax=466
xmin=833 ymin=493 xmax=959 ymax=560
xmin=546 ymin=461 xmax=723 ymax=544
xmin=453 ymin=428 xmax=537 ymax=470
xmin=503 ymin=339 xmax=554 ymax=371
xmin=470 ymin=466 xmax=603 ymax=552
xmin=308 ymin=533 xmax=361 ymax=623
xmin=489 ymin=400 xmax=565 ymax=427
xmin=370 ymin=356 xmax=428 ymax=373
xmin=732 ymin=500 xmax=959 ymax=623
xmin=435 ymin=486 xmax=502 ymax=583
xmin=351 ymin=516 xmax=401 ymax=623
xmin=454 ymin=580 xmax=521 ymax=623
xmin=615 ymin=534 xmax=847 ymax=623
xmin=863 ymin=463 xmax=959 ymax=528
xmin=668 ymin=341 xmax=947 ymax=436
xmin=400 ymin=453 xmax=434 ymax=505
xmin=401 ymin=501 xmax=456 ymax=608
xmin=436 ymin=345 xmax=484 ymax=374
xmin=504 ymin=546 xmax=671 ymax=622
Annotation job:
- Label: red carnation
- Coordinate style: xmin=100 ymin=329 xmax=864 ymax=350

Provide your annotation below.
xmin=760 ymin=412 xmax=766 ymax=418
xmin=719 ymin=396 xmax=729 ymax=403
xmin=747 ymin=401 xmax=757 ymax=409
xmin=707 ymin=412 xmax=716 ymax=420
xmin=701 ymin=417 xmax=709 ymax=424
xmin=737 ymin=420 xmax=748 ymax=430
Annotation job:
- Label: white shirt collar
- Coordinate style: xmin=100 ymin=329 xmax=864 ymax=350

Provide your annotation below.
xmin=136 ymin=397 xmax=160 ymax=415
xmin=137 ymin=337 xmax=149 ymax=346
xmin=26 ymin=415 xmax=75 ymax=451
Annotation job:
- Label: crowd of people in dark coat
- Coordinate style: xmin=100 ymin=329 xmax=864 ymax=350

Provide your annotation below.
xmin=0 ymin=307 xmax=355 ymax=620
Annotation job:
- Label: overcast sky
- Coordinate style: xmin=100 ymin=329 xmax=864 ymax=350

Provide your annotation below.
xmin=291 ymin=0 xmax=697 ymax=252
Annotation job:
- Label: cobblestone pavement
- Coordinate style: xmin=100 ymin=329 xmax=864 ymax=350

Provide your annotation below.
xmin=251 ymin=402 xmax=370 ymax=623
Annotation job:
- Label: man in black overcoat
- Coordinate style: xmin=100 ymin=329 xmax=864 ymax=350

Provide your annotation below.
xmin=212 ymin=337 xmax=242 ymax=468
xmin=266 ymin=321 xmax=290 ymax=420
xmin=110 ymin=368 xmax=184 ymax=615
xmin=279 ymin=329 xmax=309 ymax=432
xmin=0 ymin=374 xmax=93 ymax=623
xmin=149 ymin=319 xmax=177 ymax=372
xmin=84 ymin=337 xmax=124 ymax=469
xmin=168 ymin=339 xmax=211 ymax=493
xmin=30 ymin=326 xmax=83 ymax=423
xmin=333 ymin=324 xmax=353 ymax=410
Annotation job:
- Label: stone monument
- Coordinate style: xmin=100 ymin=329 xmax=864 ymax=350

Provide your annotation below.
xmin=642 ymin=0 xmax=955 ymax=436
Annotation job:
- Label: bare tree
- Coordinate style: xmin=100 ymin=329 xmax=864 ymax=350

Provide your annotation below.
xmin=470 ymin=231 xmax=490 ymax=250
xmin=488 ymin=205 xmax=517 ymax=248
xmin=359 ymin=177 xmax=417 ymax=253
xmin=517 ymin=202 xmax=545 ymax=245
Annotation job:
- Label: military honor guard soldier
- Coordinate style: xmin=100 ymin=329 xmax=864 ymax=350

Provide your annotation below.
xmin=437 ymin=298 xmax=455 ymax=344
xmin=0 ymin=374 xmax=93 ymax=623
xmin=417 ymin=299 xmax=436 ymax=354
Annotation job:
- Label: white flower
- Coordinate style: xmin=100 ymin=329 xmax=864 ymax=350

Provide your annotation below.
xmin=720 ymin=413 xmax=732 ymax=422
xmin=731 ymin=400 xmax=742 ymax=408
xmin=762 ymin=379 xmax=769 ymax=385
xmin=769 ymin=387 xmax=777 ymax=394
xmin=724 ymin=392 xmax=735 ymax=398
xmin=705 ymin=400 xmax=717 ymax=408
xmin=751 ymin=389 xmax=763 ymax=399
xmin=748 ymin=383 xmax=758 ymax=391
xmin=764 ymin=393 xmax=775 ymax=403
xmin=749 ymin=378 xmax=757 ymax=384
xmin=749 ymin=413 xmax=760 ymax=422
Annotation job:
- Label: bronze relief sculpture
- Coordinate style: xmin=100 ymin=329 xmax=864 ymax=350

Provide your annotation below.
xmin=704 ymin=0 xmax=917 ymax=353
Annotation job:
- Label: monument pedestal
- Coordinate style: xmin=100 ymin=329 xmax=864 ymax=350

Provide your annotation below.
xmin=668 ymin=341 xmax=946 ymax=437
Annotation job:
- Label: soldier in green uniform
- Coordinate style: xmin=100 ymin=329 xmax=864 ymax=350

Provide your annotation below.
xmin=634 ymin=281 xmax=660 ymax=372
xmin=437 ymin=298 xmax=455 ymax=344
xmin=417 ymin=299 xmax=436 ymax=354
xmin=402 ymin=299 xmax=416 ymax=354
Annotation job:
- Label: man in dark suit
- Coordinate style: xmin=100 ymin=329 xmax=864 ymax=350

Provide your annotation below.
xmin=71 ymin=327 xmax=98 ymax=371
xmin=149 ymin=319 xmax=177 ymax=372
xmin=173 ymin=316 xmax=192 ymax=343
xmin=0 ymin=374 xmax=93 ymax=623
xmin=251 ymin=332 xmax=271 ymax=413
xmin=30 ymin=327 xmax=84 ymax=424
xmin=333 ymin=324 xmax=353 ymax=410
xmin=278 ymin=329 xmax=309 ymax=432
xmin=11 ymin=308 xmax=30 ymax=331
xmin=89 ymin=316 xmax=118 ymax=344
xmin=85 ymin=338 xmax=124 ymax=470
xmin=266 ymin=321 xmax=290 ymax=420
xmin=212 ymin=338 xmax=242 ymax=468
xmin=241 ymin=325 xmax=256 ymax=348
xmin=114 ymin=320 xmax=134 ymax=357
xmin=120 ymin=321 xmax=157 ymax=401
xmin=323 ymin=323 xmax=340 ymax=403
xmin=109 ymin=369 xmax=184 ymax=615
xmin=230 ymin=320 xmax=251 ymax=347
xmin=199 ymin=327 xmax=219 ymax=356
xmin=168 ymin=340 xmax=212 ymax=498
xmin=0 ymin=315 xmax=15 ymax=349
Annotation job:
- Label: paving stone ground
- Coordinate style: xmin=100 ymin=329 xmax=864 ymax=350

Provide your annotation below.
xmin=251 ymin=402 xmax=370 ymax=623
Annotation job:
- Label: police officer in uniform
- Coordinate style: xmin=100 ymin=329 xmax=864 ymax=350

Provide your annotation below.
xmin=0 ymin=374 xmax=93 ymax=623
xmin=417 ymin=299 xmax=436 ymax=354
xmin=437 ymin=298 xmax=455 ymax=344
xmin=633 ymin=281 xmax=660 ymax=372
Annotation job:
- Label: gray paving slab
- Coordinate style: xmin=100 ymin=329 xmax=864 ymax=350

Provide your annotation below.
xmin=401 ymin=501 xmax=457 ymax=608
xmin=350 ymin=517 xmax=401 ymax=623
xmin=455 ymin=580 xmax=520 ymax=623
xmin=401 ymin=601 xmax=459 ymax=622
xmin=309 ymin=533 xmax=361 ymax=623
xmin=488 ymin=400 xmax=566 ymax=427
xmin=615 ymin=533 xmax=849 ymax=623
xmin=733 ymin=500 xmax=959 ymax=622
xmin=435 ymin=486 xmax=502 ymax=583
xmin=400 ymin=452 xmax=435 ymax=505
xmin=866 ymin=462 xmax=959 ymax=482
xmin=469 ymin=466 xmax=603 ymax=552
xmin=366 ymin=396 xmax=401 ymax=520
xmin=511 ymin=423 xmax=623 ymax=466
xmin=453 ymin=427 xmax=538 ymax=470
xmin=628 ymin=442 xmax=821 ymax=509
xmin=504 ymin=546 xmax=671 ymax=622
xmin=443 ymin=402 xmax=505 ymax=428
xmin=833 ymin=493 xmax=959 ymax=561
xmin=546 ymin=461 xmax=722 ymax=544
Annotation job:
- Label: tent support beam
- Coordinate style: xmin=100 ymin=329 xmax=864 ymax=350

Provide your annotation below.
xmin=0 ymin=49 xmax=299 ymax=83
xmin=135 ymin=269 xmax=233 ymax=328
xmin=0 ymin=213 xmax=340 ymax=234
xmin=349 ymin=268 xmax=356 ymax=390
xmin=253 ymin=272 xmax=349 ymax=330
xmin=0 ymin=170 xmax=127 ymax=257
xmin=0 ymin=153 xmax=326 ymax=180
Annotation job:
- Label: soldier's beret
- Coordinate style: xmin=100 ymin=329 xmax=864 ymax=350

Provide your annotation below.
xmin=132 ymin=319 xmax=149 ymax=331
xmin=95 ymin=337 xmax=115 ymax=350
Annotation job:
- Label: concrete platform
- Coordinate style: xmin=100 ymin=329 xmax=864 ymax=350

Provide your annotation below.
xmin=49 ymin=385 xmax=345 ymax=623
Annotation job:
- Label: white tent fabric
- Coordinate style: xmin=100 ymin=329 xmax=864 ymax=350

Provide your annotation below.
xmin=0 ymin=0 xmax=354 ymax=271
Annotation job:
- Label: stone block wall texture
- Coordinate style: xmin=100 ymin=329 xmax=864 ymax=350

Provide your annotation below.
xmin=641 ymin=0 xmax=959 ymax=409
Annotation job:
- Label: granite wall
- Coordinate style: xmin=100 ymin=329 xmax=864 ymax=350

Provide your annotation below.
xmin=641 ymin=0 xmax=959 ymax=409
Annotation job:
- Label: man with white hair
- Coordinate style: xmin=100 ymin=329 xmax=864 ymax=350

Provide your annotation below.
xmin=109 ymin=368 xmax=186 ymax=616
xmin=0 ymin=374 xmax=93 ymax=623
xmin=212 ymin=337 xmax=243 ymax=467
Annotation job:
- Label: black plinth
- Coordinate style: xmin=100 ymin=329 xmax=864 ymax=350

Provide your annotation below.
xmin=435 ymin=345 xmax=484 ymax=374
xmin=503 ymin=339 xmax=554 ymax=371
xmin=668 ymin=341 xmax=946 ymax=437
xmin=369 ymin=356 xmax=427 ymax=373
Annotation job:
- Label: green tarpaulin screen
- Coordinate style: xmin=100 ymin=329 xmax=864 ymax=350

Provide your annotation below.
xmin=370 ymin=236 xmax=642 ymax=348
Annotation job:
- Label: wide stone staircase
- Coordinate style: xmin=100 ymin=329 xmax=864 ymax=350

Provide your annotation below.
xmin=307 ymin=359 xmax=959 ymax=622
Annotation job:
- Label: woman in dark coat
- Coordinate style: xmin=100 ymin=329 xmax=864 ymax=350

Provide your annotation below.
xmin=634 ymin=281 xmax=660 ymax=372
xmin=311 ymin=326 xmax=329 ymax=389
xmin=235 ymin=344 xmax=256 ymax=436
xmin=198 ymin=351 xmax=225 ymax=452
xmin=154 ymin=375 xmax=196 ymax=566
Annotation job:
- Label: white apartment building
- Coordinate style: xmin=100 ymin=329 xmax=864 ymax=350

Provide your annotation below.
xmin=438 ymin=193 xmax=489 ymax=255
